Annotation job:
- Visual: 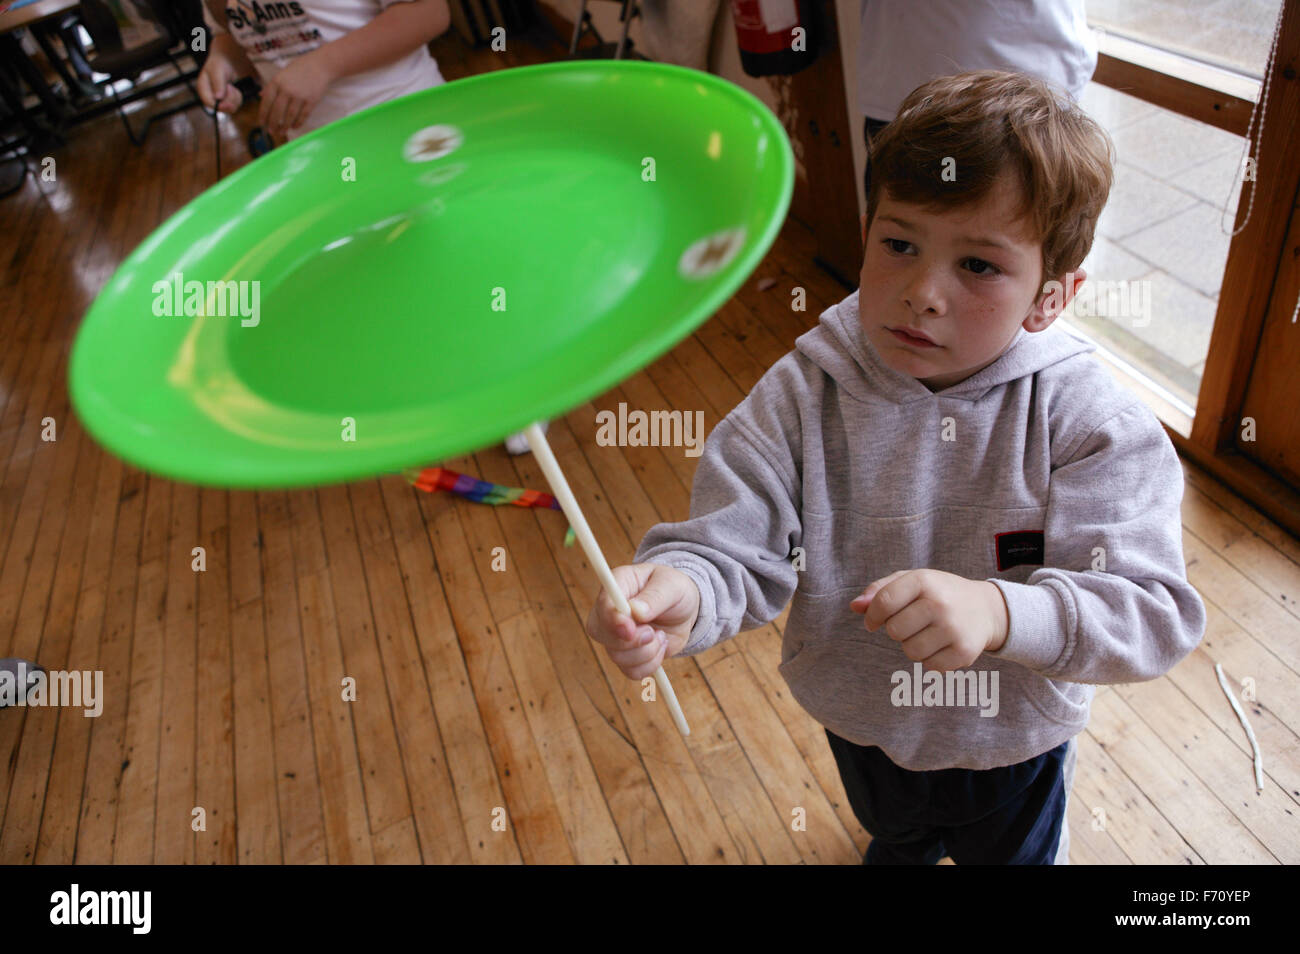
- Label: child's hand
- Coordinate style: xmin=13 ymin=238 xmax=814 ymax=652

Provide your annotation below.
xmin=849 ymin=569 xmax=1009 ymax=672
xmin=198 ymin=52 xmax=243 ymax=114
xmin=259 ymin=52 xmax=334 ymax=140
xmin=585 ymin=563 xmax=700 ymax=680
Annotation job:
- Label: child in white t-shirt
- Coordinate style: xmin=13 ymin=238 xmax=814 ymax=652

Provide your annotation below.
xmin=197 ymin=0 xmax=450 ymax=142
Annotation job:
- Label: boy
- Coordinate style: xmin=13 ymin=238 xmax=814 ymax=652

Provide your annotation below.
xmin=196 ymin=0 xmax=450 ymax=142
xmin=585 ymin=70 xmax=1206 ymax=865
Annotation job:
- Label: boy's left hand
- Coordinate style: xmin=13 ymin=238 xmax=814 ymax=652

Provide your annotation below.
xmin=260 ymin=52 xmax=335 ymax=140
xmin=850 ymin=569 xmax=1009 ymax=672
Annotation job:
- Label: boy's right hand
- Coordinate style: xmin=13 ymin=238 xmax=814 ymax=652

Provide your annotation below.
xmin=586 ymin=563 xmax=700 ymax=680
xmin=198 ymin=53 xmax=243 ymax=114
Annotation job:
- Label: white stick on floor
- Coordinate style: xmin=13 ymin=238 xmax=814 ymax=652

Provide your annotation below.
xmin=1215 ymin=662 xmax=1263 ymax=793
xmin=524 ymin=422 xmax=690 ymax=736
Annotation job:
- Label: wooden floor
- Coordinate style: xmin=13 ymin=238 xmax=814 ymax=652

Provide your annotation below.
xmin=2 ymin=26 xmax=1297 ymax=865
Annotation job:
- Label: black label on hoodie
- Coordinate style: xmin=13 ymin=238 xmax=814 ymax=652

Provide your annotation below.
xmin=995 ymin=530 xmax=1045 ymax=570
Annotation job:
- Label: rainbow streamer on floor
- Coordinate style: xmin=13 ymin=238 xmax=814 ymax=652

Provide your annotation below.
xmin=401 ymin=466 xmax=576 ymax=547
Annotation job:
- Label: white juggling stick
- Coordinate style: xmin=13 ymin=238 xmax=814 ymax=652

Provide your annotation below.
xmin=524 ymin=422 xmax=690 ymax=736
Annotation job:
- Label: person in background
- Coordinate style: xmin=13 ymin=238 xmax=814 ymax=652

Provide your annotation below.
xmin=196 ymin=0 xmax=450 ymax=143
xmin=858 ymin=0 xmax=1097 ymax=196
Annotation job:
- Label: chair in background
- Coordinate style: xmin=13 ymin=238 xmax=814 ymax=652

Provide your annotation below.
xmin=0 ymin=42 xmax=56 ymax=195
xmin=0 ymin=99 xmax=35 ymax=198
xmin=27 ymin=11 xmax=102 ymax=105
xmin=76 ymin=0 xmax=203 ymax=145
xmin=569 ymin=0 xmax=642 ymax=59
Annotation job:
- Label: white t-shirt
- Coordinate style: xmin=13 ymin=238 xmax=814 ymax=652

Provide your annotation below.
xmin=857 ymin=0 xmax=1097 ymax=122
xmin=205 ymin=0 xmax=445 ymax=138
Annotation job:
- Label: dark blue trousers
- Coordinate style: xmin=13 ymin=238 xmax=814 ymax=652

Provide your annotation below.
xmin=826 ymin=729 xmax=1073 ymax=865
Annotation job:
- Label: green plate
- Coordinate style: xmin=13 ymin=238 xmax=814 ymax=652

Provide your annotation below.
xmin=69 ymin=60 xmax=794 ymax=489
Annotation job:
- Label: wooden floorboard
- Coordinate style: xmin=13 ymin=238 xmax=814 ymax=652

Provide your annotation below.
xmin=1 ymin=24 xmax=1296 ymax=866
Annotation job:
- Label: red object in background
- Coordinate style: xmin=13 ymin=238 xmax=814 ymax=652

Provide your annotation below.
xmin=730 ymin=0 xmax=819 ymax=76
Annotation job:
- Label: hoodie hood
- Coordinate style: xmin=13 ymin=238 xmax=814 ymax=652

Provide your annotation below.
xmin=795 ymin=288 xmax=1096 ymax=405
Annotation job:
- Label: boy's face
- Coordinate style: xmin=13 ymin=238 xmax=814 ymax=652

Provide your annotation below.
xmin=858 ymin=176 xmax=1083 ymax=391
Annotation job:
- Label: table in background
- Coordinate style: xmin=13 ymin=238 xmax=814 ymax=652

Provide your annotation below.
xmin=0 ymin=0 xmax=81 ymax=143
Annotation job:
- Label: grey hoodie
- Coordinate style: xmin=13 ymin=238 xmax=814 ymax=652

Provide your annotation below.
xmin=635 ymin=288 xmax=1206 ymax=771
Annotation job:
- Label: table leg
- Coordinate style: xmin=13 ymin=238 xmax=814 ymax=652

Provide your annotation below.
xmin=31 ymin=20 xmax=97 ymax=102
xmin=0 ymin=29 xmax=70 ymax=129
xmin=55 ymin=14 xmax=97 ymax=85
xmin=0 ymin=45 xmax=61 ymax=147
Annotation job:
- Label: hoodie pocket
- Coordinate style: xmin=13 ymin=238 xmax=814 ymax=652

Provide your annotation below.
xmin=783 ymin=585 xmax=1092 ymax=731
xmin=799 ymin=504 xmax=1049 ymax=597
xmin=777 ymin=629 xmax=910 ymax=720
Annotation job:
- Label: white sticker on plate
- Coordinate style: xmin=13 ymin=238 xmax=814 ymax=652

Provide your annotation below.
xmin=679 ymin=227 xmax=746 ymax=279
xmin=404 ymin=125 xmax=463 ymax=162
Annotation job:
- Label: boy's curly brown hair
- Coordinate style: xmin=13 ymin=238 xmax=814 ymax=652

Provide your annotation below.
xmin=865 ymin=70 xmax=1115 ymax=296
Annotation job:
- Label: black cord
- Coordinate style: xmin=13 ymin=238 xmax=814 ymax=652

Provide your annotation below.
xmin=211 ymin=102 xmax=222 ymax=183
